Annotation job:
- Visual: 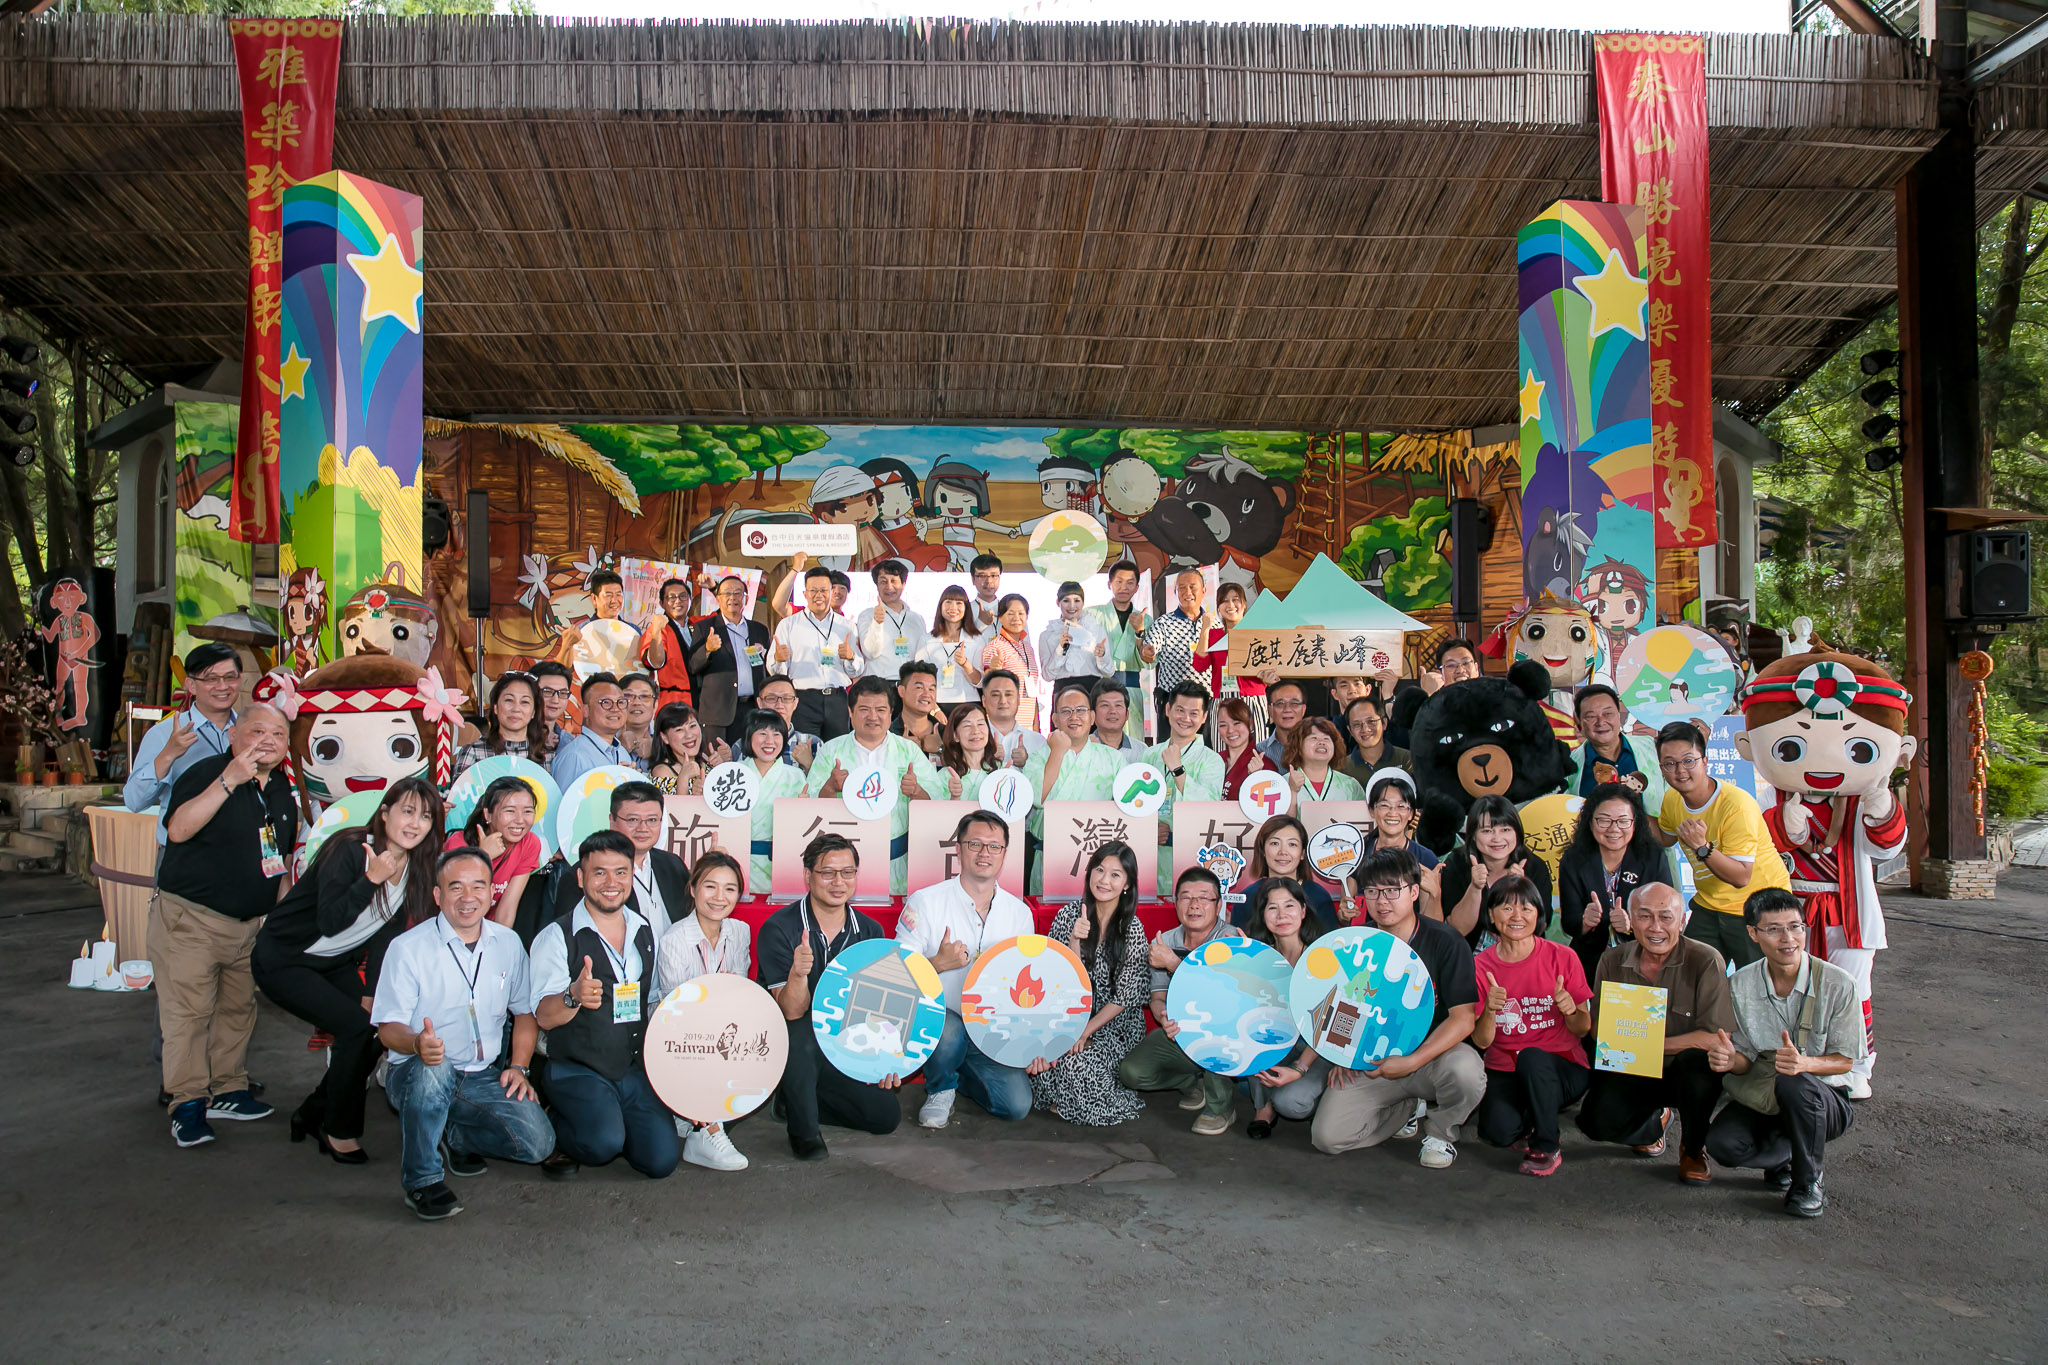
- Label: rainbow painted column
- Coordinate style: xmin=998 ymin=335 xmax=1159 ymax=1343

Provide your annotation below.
xmin=275 ymin=173 xmax=425 ymax=672
xmin=1515 ymin=201 xmax=1656 ymax=638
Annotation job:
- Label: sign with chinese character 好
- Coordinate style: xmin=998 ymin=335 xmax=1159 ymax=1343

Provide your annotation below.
xmin=1596 ymin=32 xmax=1715 ymax=548
xmin=1041 ymin=802 xmax=1157 ymax=902
xmin=1171 ymin=802 xmax=1261 ymax=896
xmin=907 ymin=801 xmax=1026 ymax=898
xmin=769 ymin=799 xmax=893 ymax=901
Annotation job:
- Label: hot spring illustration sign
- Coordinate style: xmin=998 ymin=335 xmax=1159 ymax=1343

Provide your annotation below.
xmin=810 ymin=940 xmax=948 ymax=1084
xmin=961 ymin=935 xmax=1093 ymax=1068
xmin=1164 ymin=937 xmax=1299 ymax=1078
xmin=1616 ymin=625 xmax=1741 ymax=729
xmin=1287 ymin=927 xmax=1435 ymax=1069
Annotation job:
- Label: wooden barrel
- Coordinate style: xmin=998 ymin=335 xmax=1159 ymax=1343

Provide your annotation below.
xmin=86 ymin=805 xmax=158 ymax=964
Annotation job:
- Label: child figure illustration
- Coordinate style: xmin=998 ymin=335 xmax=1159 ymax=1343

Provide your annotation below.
xmin=859 ymin=457 xmax=948 ymax=572
xmin=924 ymin=459 xmax=1019 ymax=570
xmin=281 ymin=567 xmax=328 ymax=678
xmin=1577 ymin=557 xmax=1649 ymax=668
xmin=38 ymin=577 xmax=99 ymax=732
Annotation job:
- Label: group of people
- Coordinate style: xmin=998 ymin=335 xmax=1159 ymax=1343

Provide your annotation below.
xmin=118 ymin=561 xmax=1866 ymax=1224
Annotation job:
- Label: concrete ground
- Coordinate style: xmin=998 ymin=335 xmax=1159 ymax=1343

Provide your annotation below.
xmin=3 ymin=870 xmax=2043 ymax=1364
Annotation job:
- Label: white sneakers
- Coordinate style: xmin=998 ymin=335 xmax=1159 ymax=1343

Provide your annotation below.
xmin=1176 ymin=1088 xmax=1207 ymax=1112
xmin=1846 ymin=1075 xmax=1872 ymax=1101
xmin=682 ymin=1125 xmax=748 ymax=1172
xmin=1419 ymin=1136 xmax=1457 ymax=1169
xmin=918 ymin=1089 xmax=958 ymax=1129
xmin=1396 ymin=1098 xmax=1425 ymax=1140
xmin=1191 ymin=1109 xmax=1234 ymax=1136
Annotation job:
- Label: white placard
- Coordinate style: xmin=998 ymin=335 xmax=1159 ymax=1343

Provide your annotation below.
xmin=740 ymin=523 xmax=860 ymax=558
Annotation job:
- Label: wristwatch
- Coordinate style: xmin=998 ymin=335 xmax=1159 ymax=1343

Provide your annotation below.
xmin=510 ymin=1063 xmax=530 ymax=1075
xmin=561 ymin=987 xmax=579 ymax=1010
xmin=1693 ymin=840 xmax=1717 ymax=858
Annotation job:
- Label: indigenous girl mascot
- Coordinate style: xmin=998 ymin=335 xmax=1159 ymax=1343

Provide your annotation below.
xmin=254 ymin=653 xmax=467 ymax=824
xmin=1735 ymin=652 xmax=1915 ymax=1098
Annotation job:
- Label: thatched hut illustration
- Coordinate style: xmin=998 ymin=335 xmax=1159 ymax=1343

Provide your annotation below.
xmin=1308 ymin=981 xmax=1362 ymax=1052
xmin=844 ymin=950 xmax=922 ymax=1034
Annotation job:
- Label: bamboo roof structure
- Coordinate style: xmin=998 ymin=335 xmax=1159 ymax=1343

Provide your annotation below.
xmin=4 ymin=16 xmax=2048 ymax=430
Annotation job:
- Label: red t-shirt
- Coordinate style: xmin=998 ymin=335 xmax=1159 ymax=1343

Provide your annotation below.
xmin=443 ymin=829 xmax=542 ymax=912
xmin=1472 ymin=937 xmax=1591 ymax=1072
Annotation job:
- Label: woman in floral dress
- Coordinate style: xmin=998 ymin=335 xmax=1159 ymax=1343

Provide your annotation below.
xmin=1029 ymin=841 xmax=1152 ymax=1126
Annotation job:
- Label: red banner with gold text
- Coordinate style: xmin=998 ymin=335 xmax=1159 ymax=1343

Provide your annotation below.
xmin=1596 ymin=32 xmax=1716 ymax=549
xmin=228 ymin=18 xmax=343 ymax=544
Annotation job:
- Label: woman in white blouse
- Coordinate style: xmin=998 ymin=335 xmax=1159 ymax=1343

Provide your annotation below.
xmin=653 ymin=850 xmax=753 ymax=1172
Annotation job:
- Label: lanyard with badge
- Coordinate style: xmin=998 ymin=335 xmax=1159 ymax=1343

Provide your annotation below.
xmin=251 ymin=778 xmax=287 ymax=879
xmin=884 ymin=607 xmax=910 ymax=658
xmin=443 ymin=937 xmax=487 ymax=1065
xmin=596 ymin=929 xmax=640 ymax=1024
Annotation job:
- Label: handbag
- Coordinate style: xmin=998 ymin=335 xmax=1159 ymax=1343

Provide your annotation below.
xmin=1722 ymin=982 xmax=1822 ymax=1115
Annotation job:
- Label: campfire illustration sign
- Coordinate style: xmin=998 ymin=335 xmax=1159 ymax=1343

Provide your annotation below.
xmin=960 ymin=935 xmax=1094 ymax=1069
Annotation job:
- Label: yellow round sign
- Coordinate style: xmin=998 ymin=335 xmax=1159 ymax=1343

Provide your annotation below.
xmin=1515 ymin=792 xmax=1585 ymax=903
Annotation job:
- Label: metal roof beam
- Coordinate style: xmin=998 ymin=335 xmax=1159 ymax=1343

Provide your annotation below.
xmin=1967 ymin=13 xmax=2048 ymax=83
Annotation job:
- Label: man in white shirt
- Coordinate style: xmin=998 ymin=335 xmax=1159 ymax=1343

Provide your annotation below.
xmin=1090 ymin=678 xmax=1139 ymax=754
xmin=1038 ymin=581 xmax=1110 ymax=681
xmin=770 ymin=565 xmax=861 ymax=741
xmin=980 ymin=670 xmax=1046 ymax=766
xmin=557 ymin=569 xmax=644 ymax=681
xmin=805 ymin=676 xmax=941 ymax=893
xmin=897 ymin=811 xmax=1037 ymax=1128
xmin=373 ymin=846 xmax=554 ymax=1221
xmin=549 ymin=674 xmax=644 ymax=788
xmin=969 ymin=554 xmax=1006 ymax=635
xmin=858 ymin=561 xmax=928 ymax=682
xmin=124 ymin=642 xmax=242 ymax=848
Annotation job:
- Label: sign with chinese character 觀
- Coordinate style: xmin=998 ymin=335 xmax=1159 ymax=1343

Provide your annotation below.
xmin=769 ymin=798 xmax=894 ymax=901
xmin=906 ymin=801 xmax=1026 ymax=898
xmin=1041 ymin=802 xmax=1157 ymax=902
xmin=1224 ymin=628 xmax=1405 ymax=679
xmin=1596 ymin=32 xmax=1715 ymax=548
xmin=659 ymin=796 xmax=752 ymax=886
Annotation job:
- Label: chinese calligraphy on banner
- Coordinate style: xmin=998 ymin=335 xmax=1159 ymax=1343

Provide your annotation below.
xmin=1595 ymin=32 xmax=1716 ymax=549
xmin=229 ymin=19 xmax=342 ymax=544
xmin=1224 ymin=629 xmax=1404 ymax=678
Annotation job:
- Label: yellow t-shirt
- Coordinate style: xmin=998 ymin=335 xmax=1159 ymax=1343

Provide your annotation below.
xmin=1659 ymin=781 xmax=1791 ymax=917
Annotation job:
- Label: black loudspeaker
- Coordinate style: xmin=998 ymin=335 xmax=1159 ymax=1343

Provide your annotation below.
xmin=466 ymin=489 xmax=491 ymax=618
xmin=421 ymin=494 xmax=450 ymax=553
xmin=1449 ymin=497 xmax=1494 ymax=622
xmin=1967 ymin=528 xmax=2032 ymax=618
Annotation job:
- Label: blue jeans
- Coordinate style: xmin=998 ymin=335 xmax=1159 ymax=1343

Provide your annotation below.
xmin=543 ymin=1059 xmax=680 ymax=1178
xmin=386 ymin=1058 xmax=554 ymax=1192
xmin=923 ymin=1013 xmax=1032 ymax=1120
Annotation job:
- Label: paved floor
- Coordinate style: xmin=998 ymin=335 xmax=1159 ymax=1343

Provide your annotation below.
xmin=4 ymin=869 xmax=2044 ymax=1362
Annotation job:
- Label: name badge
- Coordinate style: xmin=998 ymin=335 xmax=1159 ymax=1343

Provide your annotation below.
xmin=942 ymin=664 xmax=956 ymax=684
xmin=612 ymin=980 xmax=642 ymax=1025
xmin=257 ymin=823 xmax=285 ymax=879
xmin=745 ymin=645 xmax=765 ymax=665
xmin=893 ymin=635 xmax=909 ymax=657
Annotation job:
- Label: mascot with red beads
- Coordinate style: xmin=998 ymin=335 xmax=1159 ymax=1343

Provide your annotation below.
xmin=1735 ymin=652 xmax=1915 ymax=1099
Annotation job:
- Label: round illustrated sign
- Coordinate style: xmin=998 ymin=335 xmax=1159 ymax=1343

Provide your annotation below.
xmin=1026 ymin=510 xmax=1110 ymax=583
xmin=643 ymin=974 xmax=789 ymax=1125
xmin=1237 ymin=767 xmax=1292 ymax=823
xmin=1165 ymin=936 xmax=1300 ymax=1078
xmin=961 ymin=935 xmax=1094 ymax=1069
xmin=296 ymin=788 xmax=387 ymax=874
xmin=1307 ymin=822 xmax=1366 ymax=882
xmin=1515 ymin=792 xmax=1585 ymax=895
xmin=840 ymin=763 xmax=900 ymax=822
xmin=443 ymin=755 xmax=561 ymax=861
xmin=702 ymin=760 xmax=759 ymax=818
xmin=1287 ymin=926 xmax=1436 ymax=1069
xmin=1615 ymin=625 xmax=1742 ymax=729
xmin=1195 ymin=842 xmax=1248 ymax=888
xmin=1112 ymin=762 xmax=1169 ymax=816
xmin=552 ymin=763 xmax=647 ymax=856
xmin=978 ymin=766 xmax=1035 ymax=824
xmin=810 ymin=940 xmax=948 ymax=1084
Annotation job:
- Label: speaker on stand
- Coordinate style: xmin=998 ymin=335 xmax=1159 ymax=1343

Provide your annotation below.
xmin=466 ymin=490 xmax=491 ymax=689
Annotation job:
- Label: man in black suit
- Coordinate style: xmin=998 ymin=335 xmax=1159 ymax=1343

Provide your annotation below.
xmin=551 ymin=782 xmax=691 ymax=941
xmin=688 ymin=575 xmax=772 ymax=745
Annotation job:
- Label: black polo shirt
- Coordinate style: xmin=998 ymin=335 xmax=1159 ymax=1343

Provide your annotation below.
xmin=755 ymin=895 xmax=887 ymax=993
xmin=158 ymin=754 xmax=299 ymax=921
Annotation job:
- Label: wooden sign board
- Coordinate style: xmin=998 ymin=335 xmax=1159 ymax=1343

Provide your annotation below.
xmin=1040 ymin=801 xmax=1158 ymax=901
xmin=769 ymin=798 xmax=893 ymax=902
xmin=906 ymin=800 xmax=1026 ymax=898
xmin=1225 ymin=628 xmax=1405 ymax=678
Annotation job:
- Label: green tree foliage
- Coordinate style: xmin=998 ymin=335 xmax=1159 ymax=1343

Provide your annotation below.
xmin=1337 ymin=495 xmax=1451 ymax=610
xmin=1041 ymin=428 xmax=1308 ymax=479
xmin=571 ymin=423 xmax=831 ymax=494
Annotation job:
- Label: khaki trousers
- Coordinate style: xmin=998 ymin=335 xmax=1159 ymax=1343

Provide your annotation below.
xmin=151 ymin=891 xmax=263 ymax=1106
xmin=1310 ymin=1045 xmax=1486 ymax=1154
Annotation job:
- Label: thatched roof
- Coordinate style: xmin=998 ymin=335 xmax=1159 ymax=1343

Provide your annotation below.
xmin=424 ymin=416 xmax=640 ymax=513
xmin=4 ymin=17 xmax=2047 ymax=430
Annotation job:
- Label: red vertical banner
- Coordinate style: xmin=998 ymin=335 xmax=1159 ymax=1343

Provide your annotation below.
xmin=1596 ymin=32 xmax=1716 ymax=549
xmin=229 ymin=18 xmax=343 ymax=545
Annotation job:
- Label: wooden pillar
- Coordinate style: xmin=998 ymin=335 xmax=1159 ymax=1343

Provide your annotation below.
xmin=1898 ymin=6 xmax=1990 ymax=892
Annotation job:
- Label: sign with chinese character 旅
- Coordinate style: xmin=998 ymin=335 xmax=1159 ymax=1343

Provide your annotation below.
xmin=659 ymin=796 xmax=751 ymax=881
xmin=229 ymin=18 xmax=342 ymax=545
xmin=1596 ymin=32 xmax=1714 ymax=549
xmin=770 ymin=798 xmax=893 ymax=901
xmin=1226 ymin=554 xmax=1427 ymax=679
xmin=907 ymin=801 xmax=1026 ymax=898
xmin=1595 ymin=981 xmax=1668 ymax=1077
xmin=1041 ymin=802 xmax=1157 ymax=901
xmin=1171 ymin=803 xmax=1260 ymax=897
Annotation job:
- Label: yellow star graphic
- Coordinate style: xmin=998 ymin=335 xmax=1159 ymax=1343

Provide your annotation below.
xmin=346 ymin=233 xmax=423 ymax=333
xmin=1571 ymin=248 xmax=1648 ymax=341
xmin=279 ymin=343 xmax=311 ymax=404
xmin=1518 ymin=371 xmax=1546 ymax=425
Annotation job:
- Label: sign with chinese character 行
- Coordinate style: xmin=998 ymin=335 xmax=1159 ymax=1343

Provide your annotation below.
xmin=1595 ymin=980 xmax=1668 ymax=1077
xmin=1041 ymin=802 xmax=1156 ymax=901
xmin=1224 ymin=628 xmax=1405 ymax=680
xmin=907 ymin=800 xmax=1026 ymax=898
xmin=1596 ymin=32 xmax=1715 ymax=548
xmin=769 ymin=798 xmax=894 ymax=901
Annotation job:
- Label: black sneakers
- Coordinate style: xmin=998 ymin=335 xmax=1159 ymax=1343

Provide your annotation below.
xmin=404 ymin=1182 xmax=463 ymax=1221
xmin=442 ymin=1141 xmax=487 ymax=1178
xmin=1765 ymin=1163 xmax=1794 ymax=1193
xmin=790 ymin=1134 xmax=829 ymax=1162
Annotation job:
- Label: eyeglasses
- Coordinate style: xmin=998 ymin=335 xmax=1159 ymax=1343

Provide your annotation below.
xmin=615 ymin=815 xmax=661 ymax=831
xmin=1358 ymin=885 xmax=1414 ymax=902
xmin=1753 ymin=921 xmax=1804 ymax=938
xmin=538 ymin=686 xmax=571 ymax=701
xmin=191 ymin=668 xmax=242 ymax=684
xmin=1592 ymin=815 xmax=1634 ymax=831
xmin=1055 ymin=706 xmax=1091 ymax=719
xmin=590 ymin=698 xmax=626 ymax=712
xmin=959 ymin=839 xmax=1007 ymax=855
xmin=1658 ymin=755 xmax=1703 ymax=773
xmin=812 ymin=866 xmax=859 ymax=881
xmin=1177 ymin=893 xmax=1220 ymax=908
xmin=1270 ymin=698 xmax=1306 ymax=711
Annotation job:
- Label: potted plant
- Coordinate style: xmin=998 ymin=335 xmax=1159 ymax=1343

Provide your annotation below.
xmin=0 ymin=632 xmax=65 ymax=784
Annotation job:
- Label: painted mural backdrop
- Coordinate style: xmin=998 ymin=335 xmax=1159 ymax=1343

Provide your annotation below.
xmin=1516 ymin=199 xmax=1658 ymax=679
xmin=425 ymin=423 xmax=1567 ymax=693
xmin=172 ymin=400 xmax=275 ymax=686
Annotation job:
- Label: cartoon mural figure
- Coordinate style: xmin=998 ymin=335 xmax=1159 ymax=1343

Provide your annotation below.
xmin=859 ymin=457 xmax=949 ymax=572
xmin=261 ymin=653 xmax=466 ymax=821
xmin=1482 ymin=591 xmax=1599 ymax=742
xmin=924 ymin=460 xmax=1019 ymax=570
xmin=1735 ymin=653 xmax=1915 ymax=1097
xmin=337 ymin=563 xmax=440 ymax=669
xmin=805 ymin=464 xmax=892 ymax=571
xmin=1578 ymin=556 xmax=1649 ymax=664
xmin=38 ymin=577 xmax=100 ymax=732
xmin=1097 ymin=452 xmax=1168 ymax=582
xmin=1523 ymin=504 xmax=1593 ymax=601
xmin=281 ymin=567 xmax=328 ymax=678
xmin=1135 ymin=449 xmax=1297 ymax=596
xmin=1019 ymin=454 xmax=1104 ymax=536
